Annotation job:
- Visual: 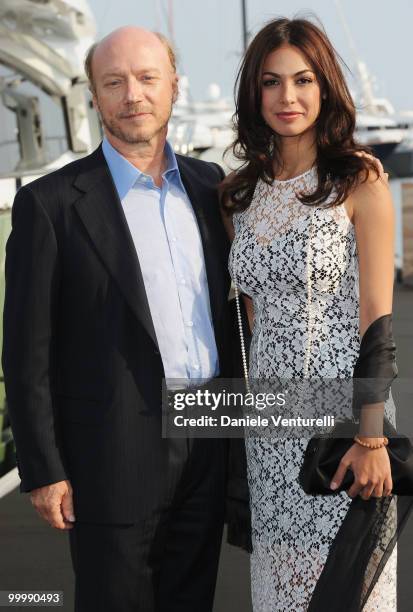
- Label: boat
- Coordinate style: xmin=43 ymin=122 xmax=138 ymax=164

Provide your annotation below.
xmin=0 ymin=0 xmax=99 ymax=480
xmin=0 ymin=0 xmax=99 ymax=201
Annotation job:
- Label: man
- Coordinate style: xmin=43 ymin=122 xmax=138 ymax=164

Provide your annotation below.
xmin=2 ymin=27 xmax=233 ymax=612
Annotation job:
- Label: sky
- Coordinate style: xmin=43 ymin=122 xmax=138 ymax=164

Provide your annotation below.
xmin=87 ymin=0 xmax=413 ymax=112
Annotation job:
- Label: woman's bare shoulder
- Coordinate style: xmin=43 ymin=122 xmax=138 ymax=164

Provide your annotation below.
xmin=349 ymin=169 xmax=393 ymax=222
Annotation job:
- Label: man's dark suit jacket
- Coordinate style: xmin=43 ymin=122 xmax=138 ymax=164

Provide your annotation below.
xmin=2 ymin=145 xmax=233 ymax=524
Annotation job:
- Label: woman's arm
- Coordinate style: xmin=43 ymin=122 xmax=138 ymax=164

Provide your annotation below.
xmin=221 ymin=209 xmax=255 ymax=333
xmin=242 ymin=295 xmax=255 ymax=334
xmin=353 ymin=173 xmax=395 ymax=443
xmin=331 ymin=173 xmax=394 ymax=499
xmin=353 ymin=173 xmax=394 ymax=336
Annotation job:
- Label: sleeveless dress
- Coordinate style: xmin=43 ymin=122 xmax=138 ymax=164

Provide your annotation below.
xmin=228 ymin=166 xmax=397 ymax=611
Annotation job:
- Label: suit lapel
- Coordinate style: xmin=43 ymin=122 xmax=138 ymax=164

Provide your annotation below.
xmin=73 ymin=147 xmax=158 ymax=348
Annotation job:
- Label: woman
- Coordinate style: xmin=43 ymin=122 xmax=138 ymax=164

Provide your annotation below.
xmin=221 ymin=17 xmax=398 ymax=611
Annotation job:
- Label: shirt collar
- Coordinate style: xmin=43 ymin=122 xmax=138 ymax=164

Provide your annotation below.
xmin=102 ymin=137 xmax=182 ymax=201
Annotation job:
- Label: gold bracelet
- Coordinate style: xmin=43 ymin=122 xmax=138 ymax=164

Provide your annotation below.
xmin=354 ymin=435 xmax=389 ymax=450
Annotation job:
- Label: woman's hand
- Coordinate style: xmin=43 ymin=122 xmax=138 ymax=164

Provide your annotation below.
xmin=330 ymin=443 xmax=393 ymax=500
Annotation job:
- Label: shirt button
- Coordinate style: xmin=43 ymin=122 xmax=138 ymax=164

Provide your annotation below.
xmin=180 ymin=278 xmax=186 ymax=285
xmin=186 ymin=321 xmax=193 ymax=327
xmin=171 ymin=237 xmax=177 ymax=243
xmin=193 ymin=364 xmax=200 ymax=370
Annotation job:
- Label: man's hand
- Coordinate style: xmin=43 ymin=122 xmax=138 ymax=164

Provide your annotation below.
xmin=355 ymin=151 xmax=389 ymax=184
xmin=30 ymin=480 xmax=75 ymax=530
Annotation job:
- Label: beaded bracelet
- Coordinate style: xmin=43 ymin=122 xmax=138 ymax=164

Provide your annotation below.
xmin=353 ymin=435 xmax=389 ymax=450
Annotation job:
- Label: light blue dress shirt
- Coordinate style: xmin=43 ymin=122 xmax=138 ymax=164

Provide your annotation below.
xmin=102 ymin=137 xmax=219 ymax=383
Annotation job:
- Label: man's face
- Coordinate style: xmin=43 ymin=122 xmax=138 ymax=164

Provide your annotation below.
xmin=92 ymin=32 xmax=177 ymax=145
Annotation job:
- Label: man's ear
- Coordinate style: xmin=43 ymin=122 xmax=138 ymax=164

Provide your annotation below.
xmin=91 ymin=91 xmax=98 ymax=111
xmin=172 ymin=74 xmax=179 ymax=104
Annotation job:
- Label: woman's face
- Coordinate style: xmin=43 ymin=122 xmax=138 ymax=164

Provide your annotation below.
xmin=260 ymin=43 xmax=322 ymax=138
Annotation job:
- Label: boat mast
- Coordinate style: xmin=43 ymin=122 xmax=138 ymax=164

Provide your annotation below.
xmin=241 ymin=0 xmax=248 ymax=52
xmin=334 ymin=0 xmax=376 ymax=113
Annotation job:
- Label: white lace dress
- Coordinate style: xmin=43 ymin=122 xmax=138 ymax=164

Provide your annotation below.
xmin=229 ymin=166 xmax=396 ymax=611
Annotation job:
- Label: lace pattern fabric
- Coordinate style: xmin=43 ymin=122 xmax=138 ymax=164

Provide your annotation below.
xmin=229 ymin=167 xmax=396 ymax=611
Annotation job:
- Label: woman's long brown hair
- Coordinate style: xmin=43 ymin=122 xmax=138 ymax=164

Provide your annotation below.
xmin=221 ymin=17 xmax=379 ymax=213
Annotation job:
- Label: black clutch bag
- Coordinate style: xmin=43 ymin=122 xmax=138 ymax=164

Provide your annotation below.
xmin=299 ymin=418 xmax=413 ymax=495
xmin=299 ymin=314 xmax=413 ymax=496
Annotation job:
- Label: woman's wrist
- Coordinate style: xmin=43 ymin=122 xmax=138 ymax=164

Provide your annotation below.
xmin=358 ymin=402 xmax=384 ymax=438
xmin=354 ymin=435 xmax=389 ymax=450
